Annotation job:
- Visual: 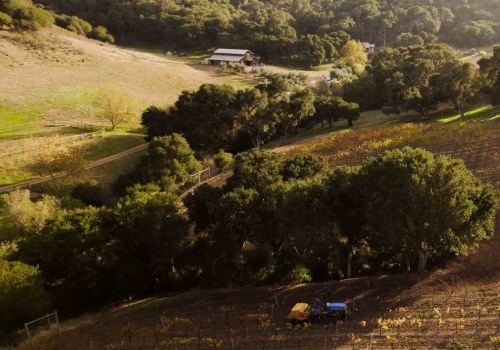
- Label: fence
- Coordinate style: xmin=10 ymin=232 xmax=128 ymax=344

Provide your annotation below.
xmin=0 ymin=129 xmax=105 ymax=161
xmin=0 ymin=118 xmax=141 ymax=135
xmin=24 ymin=310 xmax=60 ymax=347
xmin=0 ymin=121 xmax=45 ymax=134
xmin=188 ymin=168 xmax=212 ymax=186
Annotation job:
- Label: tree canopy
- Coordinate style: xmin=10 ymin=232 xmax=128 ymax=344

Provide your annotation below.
xmin=0 ymin=260 xmax=51 ymax=344
xmin=33 ymin=0 xmax=500 ymax=63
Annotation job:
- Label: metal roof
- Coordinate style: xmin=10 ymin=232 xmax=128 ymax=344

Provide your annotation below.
xmin=208 ymin=54 xmax=245 ymax=62
xmin=361 ymin=42 xmax=375 ymax=49
xmin=214 ymin=48 xmax=252 ymax=55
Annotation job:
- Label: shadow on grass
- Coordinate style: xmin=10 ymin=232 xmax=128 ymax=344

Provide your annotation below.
xmin=428 ymin=105 xmax=500 ymax=123
xmin=0 ymin=126 xmax=85 ymax=142
xmin=82 ymin=133 xmax=145 ymax=161
xmin=110 ymin=290 xmax=202 ymax=319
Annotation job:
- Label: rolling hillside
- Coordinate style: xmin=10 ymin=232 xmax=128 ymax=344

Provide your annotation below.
xmin=29 ymin=116 xmax=500 ymax=350
xmin=1 ymin=24 xmax=499 ymax=350
xmin=0 ymin=26 xmax=254 ymax=125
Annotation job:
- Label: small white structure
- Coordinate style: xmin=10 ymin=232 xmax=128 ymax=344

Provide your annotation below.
xmin=361 ymin=42 xmax=376 ymax=54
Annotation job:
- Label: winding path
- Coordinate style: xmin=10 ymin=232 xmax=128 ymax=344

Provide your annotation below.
xmin=0 ymin=143 xmax=148 ymax=193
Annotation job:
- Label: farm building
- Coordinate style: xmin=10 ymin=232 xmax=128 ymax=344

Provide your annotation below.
xmin=361 ymin=42 xmax=376 ymax=54
xmin=207 ymin=49 xmax=259 ymax=66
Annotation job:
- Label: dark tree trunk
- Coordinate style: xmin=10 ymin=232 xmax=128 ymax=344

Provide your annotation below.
xmin=347 ymin=117 xmax=353 ymax=127
xmin=283 ymin=122 xmax=290 ymax=144
xmin=346 ymin=248 xmax=352 ymax=278
xmin=406 ymin=258 xmax=411 ymax=273
xmin=417 ymin=249 xmax=430 ymax=273
xmin=420 ymin=110 xmax=429 ymax=121
xmin=458 ymin=104 xmax=465 ymax=119
xmin=336 ymin=246 xmax=345 ymax=279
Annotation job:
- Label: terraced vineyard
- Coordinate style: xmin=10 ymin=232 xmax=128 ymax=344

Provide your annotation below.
xmin=52 ymin=275 xmax=499 ymax=350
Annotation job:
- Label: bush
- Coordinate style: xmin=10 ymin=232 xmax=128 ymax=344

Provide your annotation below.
xmin=89 ymin=25 xmax=115 ymax=43
xmin=218 ymin=62 xmax=246 ymax=74
xmin=255 ymin=264 xmax=312 ymax=285
xmin=0 ymin=260 xmax=51 ymax=344
xmin=11 ymin=5 xmax=53 ymax=31
xmin=213 ymin=150 xmax=233 ymax=172
xmin=56 ymin=15 xmax=92 ymax=36
xmin=282 ymin=265 xmax=312 ymax=284
xmin=0 ymin=11 xmax=12 ymax=26
xmin=71 ymin=182 xmax=106 ymax=207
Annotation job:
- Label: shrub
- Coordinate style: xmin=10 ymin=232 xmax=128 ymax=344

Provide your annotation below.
xmin=213 ymin=150 xmax=233 ymax=172
xmin=282 ymin=265 xmax=312 ymax=284
xmin=11 ymin=5 xmax=53 ymax=31
xmin=0 ymin=11 xmax=12 ymax=26
xmin=0 ymin=260 xmax=51 ymax=345
xmin=56 ymin=15 xmax=92 ymax=36
xmin=89 ymin=25 xmax=115 ymax=43
xmin=71 ymin=182 xmax=106 ymax=207
xmin=255 ymin=264 xmax=312 ymax=285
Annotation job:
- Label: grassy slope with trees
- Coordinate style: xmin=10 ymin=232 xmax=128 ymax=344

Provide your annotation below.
xmin=1 ymin=1 xmax=500 ymax=347
xmin=33 ymin=0 xmax=500 ymax=67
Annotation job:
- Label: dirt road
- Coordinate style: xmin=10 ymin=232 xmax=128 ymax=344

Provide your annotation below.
xmin=0 ymin=143 xmax=148 ymax=193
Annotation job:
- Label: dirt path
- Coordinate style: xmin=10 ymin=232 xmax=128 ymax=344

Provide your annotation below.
xmin=0 ymin=143 xmax=148 ymax=193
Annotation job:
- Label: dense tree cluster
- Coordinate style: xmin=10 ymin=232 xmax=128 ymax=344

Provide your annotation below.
xmin=186 ymin=148 xmax=497 ymax=284
xmin=479 ymin=46 xmax=500 ymax=106
xmin=33 ymin=0 xmax=500 ymax=64
xmin=344 ymin=43 xmax=482 ymax=119
xmin=0 ymin=0 xmax=114 ymax=41
xmin=11 ymin=184 xmax=188 ymax=313
xmin=0 ymin=260 xmax=51 ymax=345
xmin=1 ymin=144 xmax=497 ymax=339
xmin=115 ymin=133 xmax=202 ymax=193
xmin=142 ymin=73 xmax=358 ymax=154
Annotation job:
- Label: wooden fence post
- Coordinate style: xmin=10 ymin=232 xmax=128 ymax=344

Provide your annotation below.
xmin=54 ymin=310 xmax=61 ymax=334
xmin=24 ymin=323 xmax=32 ymax=348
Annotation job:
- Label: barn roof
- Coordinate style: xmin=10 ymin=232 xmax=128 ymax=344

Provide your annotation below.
xmin=214 ymin=48 xmax=253 ymax=55
xmin=208 ymin=54 xmax=245 ymax=62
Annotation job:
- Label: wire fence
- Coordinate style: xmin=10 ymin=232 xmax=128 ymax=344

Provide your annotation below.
xmin=188 ymin=168 xmax=213 ymax=186
xmin=0 ymin=129 xmax=105 ymax=161
xmin=0 ymin=119 xmax=141 ymax=135
xmin=0 ymin=121 xmax=46 ymax=134
xmin=24 ymin=310 xmax=60 ymax=347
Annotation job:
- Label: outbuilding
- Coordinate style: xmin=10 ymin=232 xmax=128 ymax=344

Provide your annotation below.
xmin=361 ymin=42 xmax=376 ymax=54
xmin=207 ymin=49 xmax=259 ymax=66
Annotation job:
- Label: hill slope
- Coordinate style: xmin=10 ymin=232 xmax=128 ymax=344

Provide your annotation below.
xmin=0 ymin=26 xmax=253 ymax=125
xmin=34 ymin=272 xmax=499 ymax=349
xmin=31 ymin=118 xmax=500 ymax=350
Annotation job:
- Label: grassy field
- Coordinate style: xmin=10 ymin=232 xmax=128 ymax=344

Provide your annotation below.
xmin=0 ymin=129 xmax=144 ymax=186
xmin=0 ymin=27 xmax=258 ymax=127
xmin=0 ymin=103 xmax=40 ymax=129
xmin=0 ymin=25 xmax=260 ymax=187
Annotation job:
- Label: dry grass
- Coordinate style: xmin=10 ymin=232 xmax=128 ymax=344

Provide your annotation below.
xmin=0 ymin=130 xmax=144 ymax=186
xmin=0 ymin=26 xmax=256 ymax=124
